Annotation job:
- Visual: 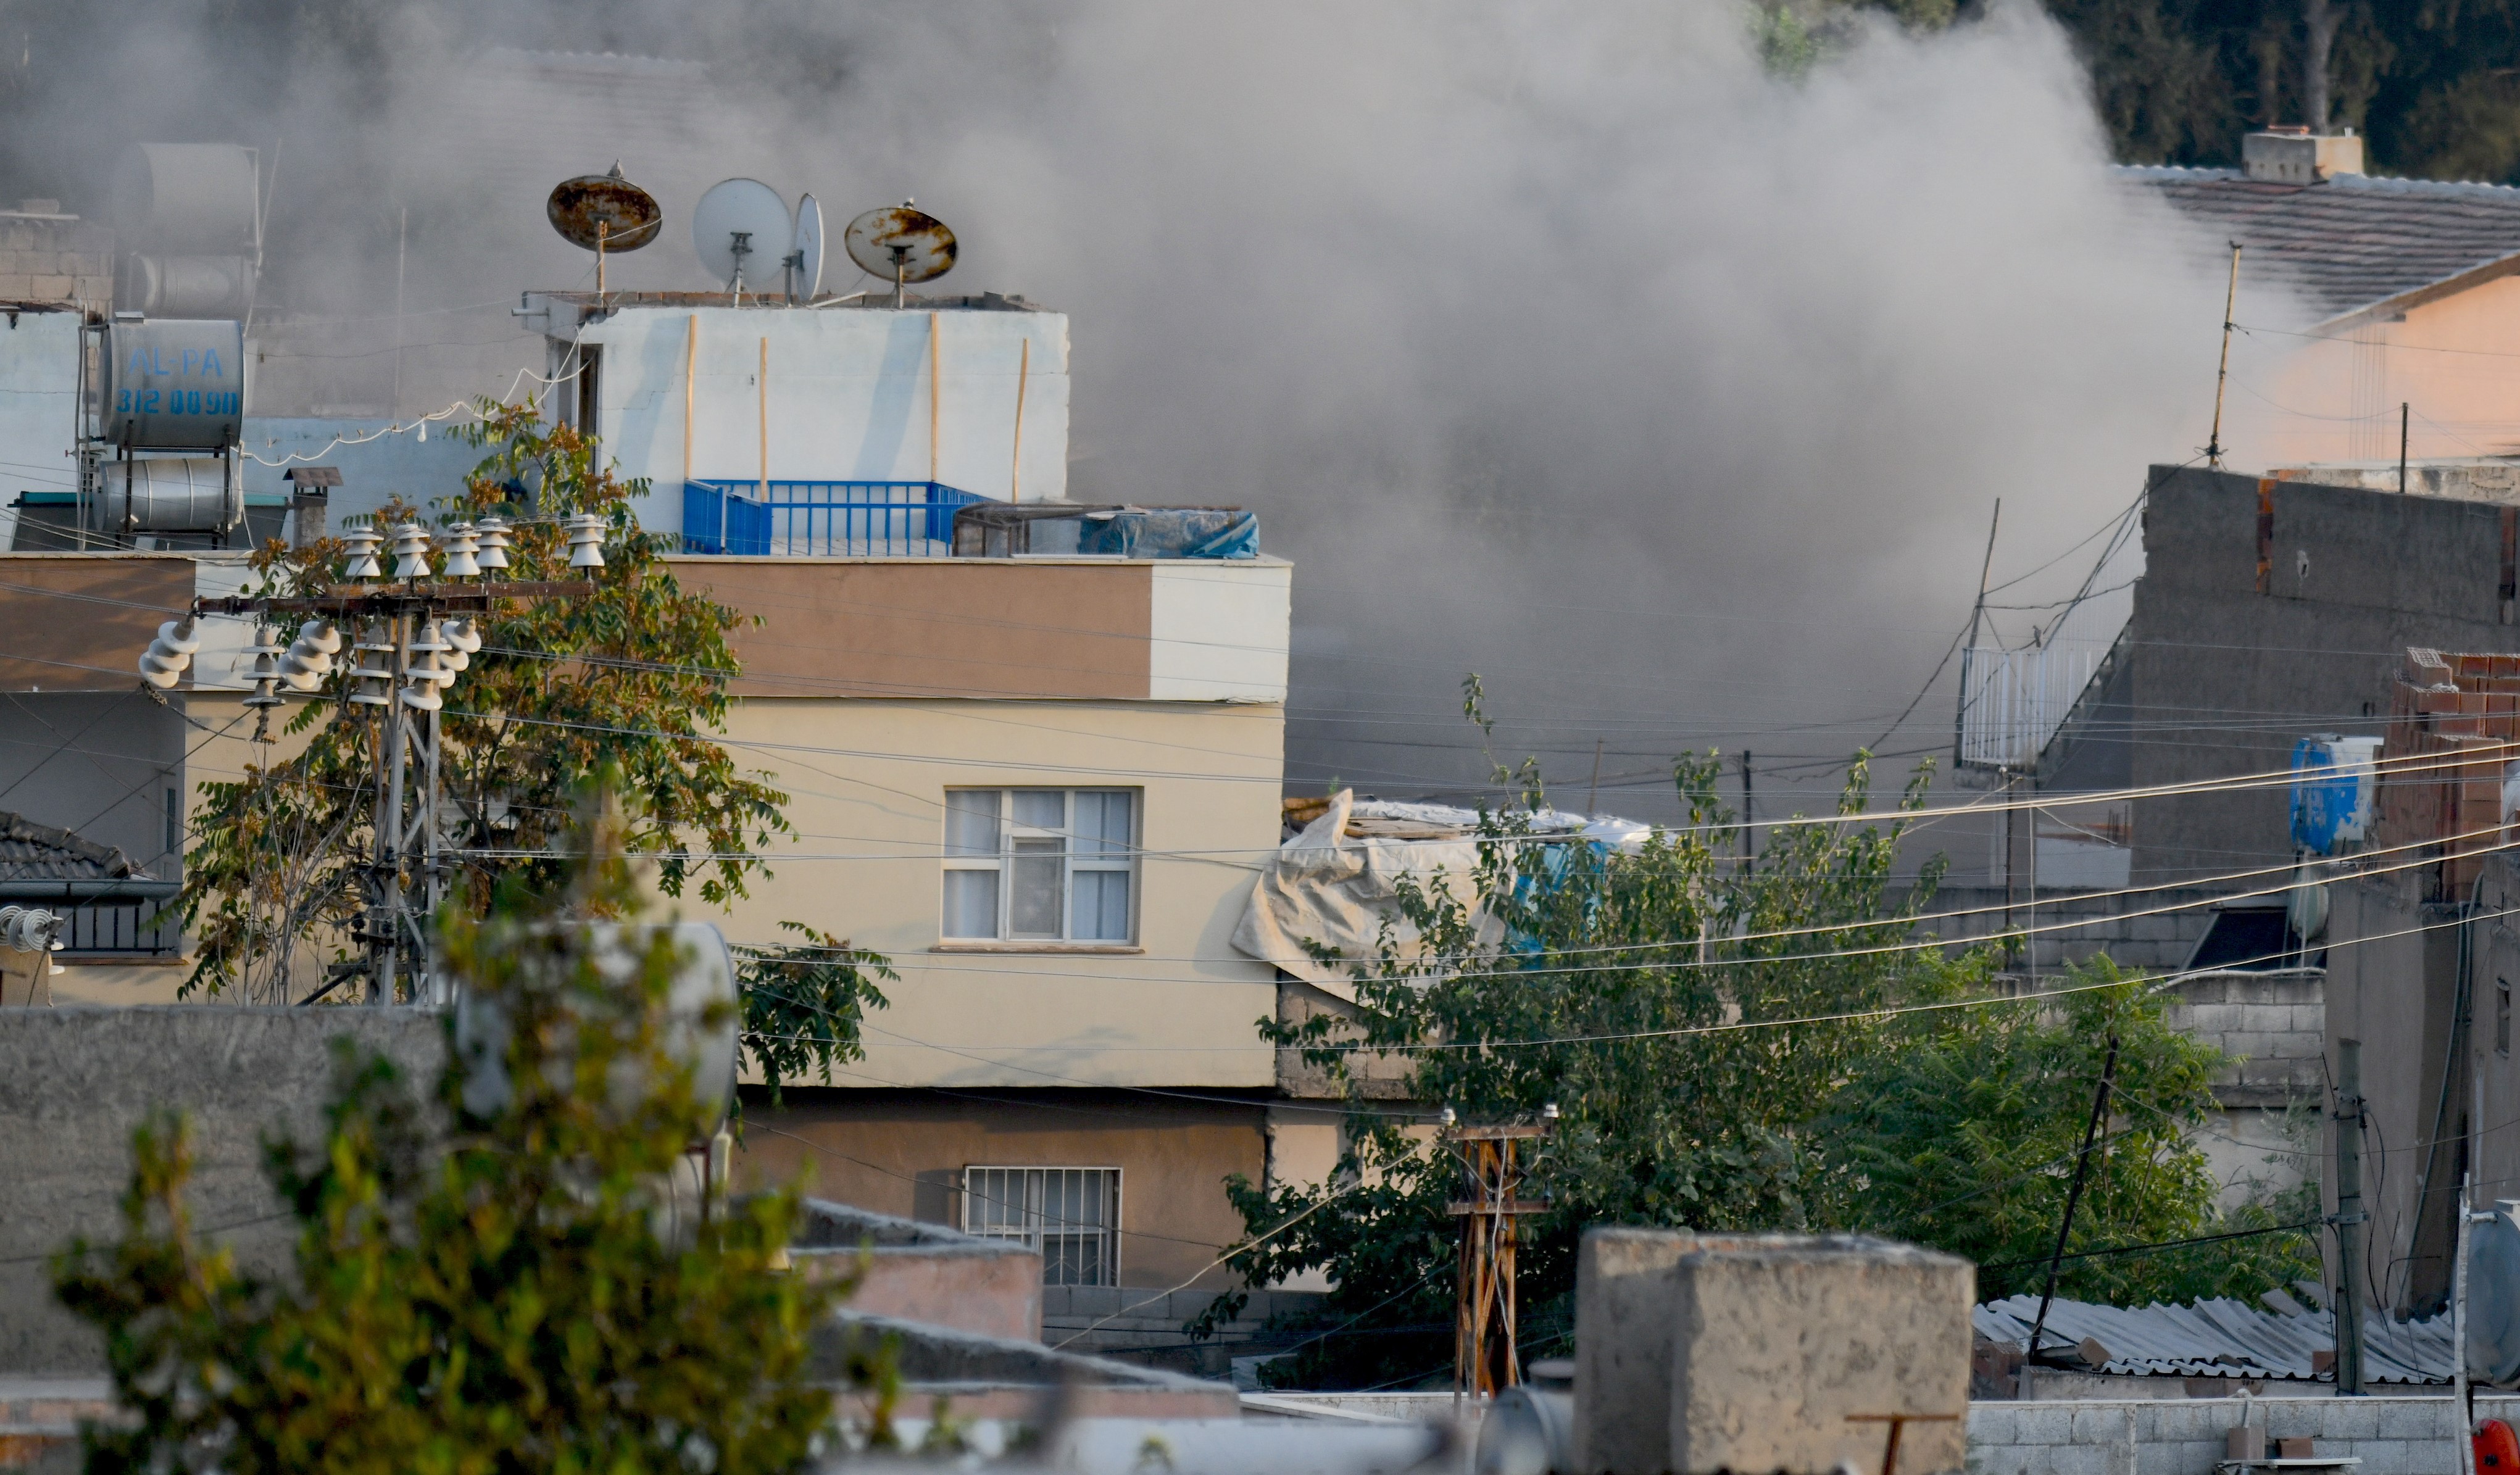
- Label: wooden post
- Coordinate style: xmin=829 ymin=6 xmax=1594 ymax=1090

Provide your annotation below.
xmin=683 ymin=314 xmax=698 ymax=484
xmin=1010 ymin=336 xmax=1030 ymax=501
xmin=1445 ymin=1119 xmax=1552 ymax=1398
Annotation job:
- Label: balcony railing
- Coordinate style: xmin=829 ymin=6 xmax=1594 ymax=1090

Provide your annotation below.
xmin=681 ymin=481 xmax=992 ymax=558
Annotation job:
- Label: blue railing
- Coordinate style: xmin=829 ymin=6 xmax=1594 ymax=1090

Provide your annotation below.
xmin=681 ymin=480 xmax=991 ymax=557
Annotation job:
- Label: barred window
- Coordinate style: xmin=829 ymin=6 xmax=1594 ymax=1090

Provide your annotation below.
xmin=962 ymin=1166 xmax=1121 ymax=1286
xmin=941 ymin=789 xmax=1136 ymax=942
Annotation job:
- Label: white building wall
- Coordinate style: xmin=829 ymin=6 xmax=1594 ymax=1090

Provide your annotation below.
xmin=575 ymin=305 xmax=1070 ymax=534
xmin=1149 ymin=561 xmax=1292 ymax=704
xmin=0 ymin=310 xmax=85 ymax=550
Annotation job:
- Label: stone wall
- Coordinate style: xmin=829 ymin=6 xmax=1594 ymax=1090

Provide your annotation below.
xmin=0 ymin=209 xmax=111 ymax=305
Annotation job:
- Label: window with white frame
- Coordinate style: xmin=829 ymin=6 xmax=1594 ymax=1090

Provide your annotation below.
xmin=962 ymin=1165 xmax=1121 ymax=1286
xmin=941 ymin=789 xmax=1137 ymax=942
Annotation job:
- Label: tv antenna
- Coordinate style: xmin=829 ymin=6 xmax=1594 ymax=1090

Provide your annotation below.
xmin=693 ymin=178 xmax=792 ymax=306
xmin=785 ymin=194 xmax=825 ymax=304
xmin=845 ymin=201 xmax=957 ymax=309
xmin=546 ymin=164 xmax=660 ymax=296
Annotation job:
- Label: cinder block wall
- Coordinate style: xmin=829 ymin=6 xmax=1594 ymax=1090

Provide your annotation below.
xmin=1969 ymin=1394 xmax=2508 ymax=1475
xmin=0 ymin=213 xmax=112 ymax=304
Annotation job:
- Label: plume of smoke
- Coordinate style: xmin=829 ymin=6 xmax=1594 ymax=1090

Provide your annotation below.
xmin=6 ymin=0 xmax=2244 ymax=820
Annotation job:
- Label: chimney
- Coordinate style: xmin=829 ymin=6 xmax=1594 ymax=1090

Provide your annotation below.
xmin=2243 ymin=125 xmax=2364 ymax=184
xmin=283 ymin=465 xmax=339 ymax=547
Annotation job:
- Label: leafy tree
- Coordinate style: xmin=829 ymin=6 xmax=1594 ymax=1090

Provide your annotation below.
xmin=1215 ymin=702 xmax=2313 ymax=1388
xmin=177 ymin=405 xmax=885 ymax=1094
xmin=181 ymin=407 xmax=773 ymax=999
xmin=55 ymin=791 xmax=850 ymax=1473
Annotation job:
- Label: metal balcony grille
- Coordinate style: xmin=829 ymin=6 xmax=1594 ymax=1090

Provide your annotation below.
xmin=681 ymin=480 xmax=991 ymax=557
xmin=962 ymin=1165 xmax=1120 ymax=1287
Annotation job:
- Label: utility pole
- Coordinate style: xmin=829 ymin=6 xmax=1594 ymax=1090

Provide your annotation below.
xmin=2021 ymin=1034 xmax=2118 ymax=1397
xmin=1739 ymin=751 xmax=1755 ymax=860
xmin=1955 ymin=501 xmax=2000 ymax=770
xmin=2335 ymin=1039 xmax=2368 ymax=1394
xmin=1445 ymin=1108 xmax=1555 ymax=1399
xmin=173 ymin=516 xmax=596 ymax=1004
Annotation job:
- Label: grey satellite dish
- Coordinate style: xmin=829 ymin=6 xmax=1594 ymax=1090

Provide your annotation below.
xmin=788 ymin=193 xmax=825 ymax=301
xmin=691 ymin=178 xmax=791 ymax=299
xmin=844 ymin=202 xmax=957 ymax=307
xmin=2471 ymin=1202 xmax=2520 ymax=1387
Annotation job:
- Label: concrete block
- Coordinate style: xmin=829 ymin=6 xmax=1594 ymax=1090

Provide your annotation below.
xmin=2375 ymin=1400 xmax=2456 ymax=1440
xmin=2345 ymin=1439 xmax=2421 ymax=1475
xmin=2224 ymin=1031 xmax=2276 ymax=1061
xmin=2322 ymin=1400 xmax=2383 ymax=1440
xmin=2029 ymin=1442 xmax=2111 ymax=1475
xmin=28 ymin=275 xmax=72 ymax=300
xmin=1964 ymin=1444 xmax=2034 ymax=1475
xmin=0 ymin=275 xmax=35 ymax=299
xmin=1573 ymin=1227 xmax=1702 ymax=1475
xmin=2000 ymin=1405 xmax=2073 ymax=1445
xmin=1666 ymin=1236 xmax=1971 ymax=1475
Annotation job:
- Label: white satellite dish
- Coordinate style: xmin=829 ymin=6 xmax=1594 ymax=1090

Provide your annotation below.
xmin=789 ymin=194 xmax=825 ymax=301
xmin=691 ymin=178 xmax=791 ymax=300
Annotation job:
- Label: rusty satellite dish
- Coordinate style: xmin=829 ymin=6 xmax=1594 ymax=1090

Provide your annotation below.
xmin=546 ymin=164 xmax=662 ymax=253
xmin=845 ymin=202 xmax=956 ymax=305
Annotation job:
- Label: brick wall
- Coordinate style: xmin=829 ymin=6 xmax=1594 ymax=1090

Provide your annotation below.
xmin=0 ymin=211 xmax=111 ymax=305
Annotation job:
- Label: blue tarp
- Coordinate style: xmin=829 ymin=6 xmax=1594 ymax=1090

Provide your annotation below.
xmin=1076 ymin=509 xmax=1259 ymax=559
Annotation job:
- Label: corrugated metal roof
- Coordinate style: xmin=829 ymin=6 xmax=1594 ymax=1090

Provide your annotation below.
xmin=1976 ymin=1294 xmax=2453 ymax=1383
xmin=0 ymin=810 xmax=149 ymax=885
xmin=2119 ymin=167 xmax=2520 ymax=322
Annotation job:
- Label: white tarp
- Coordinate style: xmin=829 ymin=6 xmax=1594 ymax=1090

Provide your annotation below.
xmin=1231 ymin=790 xmax=1652 ymax=999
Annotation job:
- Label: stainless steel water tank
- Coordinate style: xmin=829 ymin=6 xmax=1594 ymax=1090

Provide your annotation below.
xmin=96 ymin=456 xmax=239 ymax=533
xmin=109 ymin=144 xmax=258 ymax=254
xmin=118 ymin=254 xmax=256 ymax=319
xmin=104 ymin=319 xmax=244 ymax=449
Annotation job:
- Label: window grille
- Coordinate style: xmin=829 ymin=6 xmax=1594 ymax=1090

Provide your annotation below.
xmin=941 ymin=789 xmax=1136 ymax=942
xmin=962 ymin=1166 xmax=1121 ymax=1286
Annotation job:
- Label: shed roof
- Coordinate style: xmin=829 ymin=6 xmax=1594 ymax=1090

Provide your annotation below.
xmin=0 ymin=810 xmax=151 ymax=886
xmin=2121 ymin=167 xmax=2520 ymax=322
xmin=1977 ymin=1292 xmax=2450 ymax=1383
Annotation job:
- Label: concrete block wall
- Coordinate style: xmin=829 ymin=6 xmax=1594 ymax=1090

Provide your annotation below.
xmin=1041 ymin=1284 xmax=1326 ymax=1377
xmin=1968 ymin=1395 xmax=2518 ymax=1475
xmin=1911 ymin=884 xmax=2224 ymax=974
xmin=2160 ymin=970 xmax=2326 ymax=1108
xmin=0 ymin=215 xmax=112 ymax=305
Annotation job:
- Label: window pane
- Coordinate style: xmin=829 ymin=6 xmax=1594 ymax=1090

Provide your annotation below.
xmin=1009 ymin=839 xmax=1063 ymax=937
xmin=1072 ymin=870 xmax=1130 ymax=941
xmin=945 ymin=791 xmax=1001 ymax=857
xmin=1011 ymin=789 xmax=1065 ymax=831
xmin=1077 ymin=791 xmax=1132 ymax=855
xmin=942 ymin=869 xmax=1000 ymax=938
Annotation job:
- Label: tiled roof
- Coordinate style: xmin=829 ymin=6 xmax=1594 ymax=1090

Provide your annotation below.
xmin=0 ymin=810 xmax=150 ymax=885
xmin=2121 ymin=166 xmax=2520 ymax=321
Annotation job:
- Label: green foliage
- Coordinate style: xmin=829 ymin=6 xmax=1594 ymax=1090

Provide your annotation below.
xmin=738 ymin=923 xmax=899 ymax=1107
xmin=178 ymin=405 xmax=793 ymax=1003
xmin=1816 ymin=955 xmax=2319 ymax=1302
xmin=54 ymin=793 xmax=848 ymax=1473
xmin=1218 ymin=695 xmax=2314 ymax=1387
